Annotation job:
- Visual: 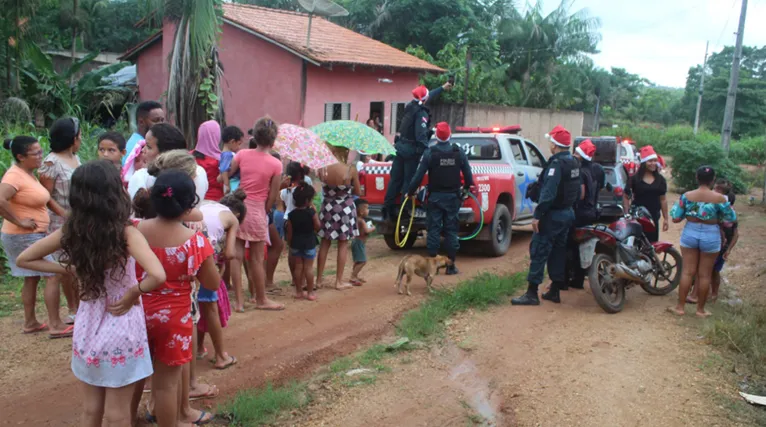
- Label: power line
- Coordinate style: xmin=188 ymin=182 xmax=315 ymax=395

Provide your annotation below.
xmin=713 ymin=0 xmax=739 ymax=52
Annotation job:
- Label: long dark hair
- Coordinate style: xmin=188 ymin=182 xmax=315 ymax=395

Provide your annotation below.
xmin=632 ymin=162 xmax=663 ymax=191
xmin=60 ymin=160 xmax=131 ymax=301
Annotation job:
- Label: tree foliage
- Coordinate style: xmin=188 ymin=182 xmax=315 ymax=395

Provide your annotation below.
xmin=680 ymin=45 xmax=766 ymax=138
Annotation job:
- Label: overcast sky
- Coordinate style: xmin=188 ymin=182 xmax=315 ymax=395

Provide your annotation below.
xmin=540 ymin=0 xmax=766 ymax=88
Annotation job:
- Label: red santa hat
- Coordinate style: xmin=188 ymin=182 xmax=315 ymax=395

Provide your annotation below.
xmin=545 ymin=125 xmax=572 ymax=148
xmin=435 ymin=122 xmax=451 ymax=142
xmin=412 ymin=85 xmax=429 ymax=105
xmin=640 ymin=145 xmax=658 ymax=163
xmin=575 ymin=139 xmax=596 ymax=161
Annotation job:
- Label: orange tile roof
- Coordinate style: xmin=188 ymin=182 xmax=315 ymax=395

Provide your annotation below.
xmin=222 ymin=3 xmax=443 ymax=73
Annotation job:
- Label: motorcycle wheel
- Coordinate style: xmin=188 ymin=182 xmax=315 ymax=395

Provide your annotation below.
xmin=588 ymin=253 xmax=626 ymax=314
xmin=640 ymin=247 xmax=683 ymax=296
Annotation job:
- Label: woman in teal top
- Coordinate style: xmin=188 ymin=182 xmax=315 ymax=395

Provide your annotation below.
xmin=668 ymin=166 xmax=736 ymax=318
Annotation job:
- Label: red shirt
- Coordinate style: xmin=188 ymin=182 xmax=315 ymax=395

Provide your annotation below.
xmin=193 ymin=152 xmax=224 ymax=201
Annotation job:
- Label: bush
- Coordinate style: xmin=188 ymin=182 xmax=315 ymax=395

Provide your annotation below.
xmin=670 ymin=141 xmax=747 ymax=193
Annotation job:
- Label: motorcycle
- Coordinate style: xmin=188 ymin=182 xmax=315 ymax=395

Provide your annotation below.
xmin=573 ymin=205 xmax=683 ymax=314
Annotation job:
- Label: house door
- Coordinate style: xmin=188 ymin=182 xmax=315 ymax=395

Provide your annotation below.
xmin=368 ymin=102 xmax=384 ymax=134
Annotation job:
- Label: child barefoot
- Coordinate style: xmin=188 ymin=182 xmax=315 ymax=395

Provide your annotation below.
xmin=16 ymin=160 xmax=166 ymax=427
xmin=285 ymin=182 xmax=320 ymax=301
xmin=133 ymin=170 xmax=221 ymax=427
xmin=350 ymin=199 xmax=375 ymax=286
xmin=196 ymin=190 xmax=247 ymax=370
xmin=219 ymin=126 xmax=246 ymax=194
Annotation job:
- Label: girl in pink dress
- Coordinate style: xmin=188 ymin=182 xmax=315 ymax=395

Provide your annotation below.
xmin=227 ymin=116 xmax=284 ymax=311
xmin=16 ymin=160 xmax=166 ymax=427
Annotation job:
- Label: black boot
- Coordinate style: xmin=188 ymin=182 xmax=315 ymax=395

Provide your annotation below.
xmin=542 ymin=283 xmax=561 ymax=303
xmin=446 ymin=264 xmax=459 ymax=275
xmin=511 ymin=284 xmax=540 ymax=306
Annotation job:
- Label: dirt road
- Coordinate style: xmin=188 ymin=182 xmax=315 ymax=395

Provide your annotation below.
xmin=0 ymin=231 xmax=534 ymax=425
xmin=2 ymin=191 xmax=750 ymax=426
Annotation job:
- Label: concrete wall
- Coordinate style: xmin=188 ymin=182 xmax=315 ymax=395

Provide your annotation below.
xmin=219 ymin=24 xmax=304 ymax=131
xmin=136 ymin=41 xmax=165 ymax=102
xmin=304 ymin=66 xmax=419 ymax=141
xmin=432 ymin=103 xmax=584 ymax=156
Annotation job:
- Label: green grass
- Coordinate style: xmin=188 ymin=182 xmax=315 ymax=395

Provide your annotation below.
xmin=700 ymin=301 xmax=766 ymax=425
xmin=397 ymin=272 xmax=526 ymax=341
xmin=220 ymin=271 xmax=526 ymax=425
xmin=221 ymin=382 xmax=309 ymax=427
xmin=0 ymin=277 xmax=23 ymax=318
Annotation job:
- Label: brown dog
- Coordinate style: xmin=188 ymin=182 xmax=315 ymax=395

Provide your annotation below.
xmin=395 ymin=255 xmax=452 ymax=296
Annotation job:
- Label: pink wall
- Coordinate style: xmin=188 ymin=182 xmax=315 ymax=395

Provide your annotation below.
xmin=218 ymin=24 xmax=303 ymax=131
xmin=305 ymin=67 xmax=420 ymax=141
xmin=136 ymin=41 xmax=165 ymax=102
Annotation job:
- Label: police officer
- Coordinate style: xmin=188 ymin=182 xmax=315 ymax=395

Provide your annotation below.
xmin=384 ymin=82 xmax=452 ymax=220
xmin=406 ymin=122 xmax=473 ymax=275
xmin=563 ymin=139 xmax=598 ymax=291
xmin=512 ymin=125 xmax=580 ymax=305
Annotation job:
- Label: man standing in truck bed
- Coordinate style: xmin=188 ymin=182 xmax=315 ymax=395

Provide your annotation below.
xmin=383 ymin=82 xmax=452 ymax=221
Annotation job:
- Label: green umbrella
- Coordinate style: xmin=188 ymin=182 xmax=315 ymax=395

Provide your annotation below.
xmin=311 ymin=120 xmax=396 ymax=156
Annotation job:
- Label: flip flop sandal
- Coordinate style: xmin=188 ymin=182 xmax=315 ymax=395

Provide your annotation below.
xmin=65 ymin=315 xmax=75 ymax=325
xmin=193 ymin=411 xmax=214 ymax=425
xmin=189 ymin=385 xmax=219 ymax=401
xmin=196 ymin=348 xmax=209 ymax=360
xmin=22 ymin=323 xmax=48 ymax=334
xmin=350 ymin=279 xmax=363 ymax=287
xmin=145 ymin=412 xmax=157 ymax=424
xmin=215 ymin=356 xmax=238 ymax=370
xmin=49 ymin=325 xmax=75 ymax=339
xmin=255 ymin=304 xmax=285 ymax=311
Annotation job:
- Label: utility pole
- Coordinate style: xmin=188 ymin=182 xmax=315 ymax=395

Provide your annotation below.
xmin=721 ymin=0 xmax=748 ymax=153
xmin=693 ymin=41 xmax=709 ymax=135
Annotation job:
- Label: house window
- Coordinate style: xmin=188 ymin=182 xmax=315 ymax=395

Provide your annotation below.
xmin=390 ymin=102 xmax=406 ymax=134
xmin=324 ymin=103 xmax=350 ymax=121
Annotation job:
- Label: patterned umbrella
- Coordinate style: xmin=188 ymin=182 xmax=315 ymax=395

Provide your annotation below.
xmin=311 ymin=120 xmax=396 ymax=156
xmin=274 ymin=124 xmax=338 ymax=170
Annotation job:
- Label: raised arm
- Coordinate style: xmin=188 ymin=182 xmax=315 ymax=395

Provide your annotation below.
xmin=16 ymin=229 xmax=67 ymax=274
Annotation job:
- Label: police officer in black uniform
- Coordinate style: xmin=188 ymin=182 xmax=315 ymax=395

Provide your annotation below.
xmin=562 ymin=139 xmax=599 ymax=292
xmin=512 ymin=125 xmax=580 ymax=305
xmin=406 ymin=122 xmax=473 ymax=275
xmin=384 ymin=82 xmax=452 ymax=220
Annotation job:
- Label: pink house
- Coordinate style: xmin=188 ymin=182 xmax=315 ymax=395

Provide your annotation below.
xmin=120 ymin=3 xmax=443 ymax=141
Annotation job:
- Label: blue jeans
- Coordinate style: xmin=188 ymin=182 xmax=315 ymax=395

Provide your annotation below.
xmin=527 ymin=208 xmax=575 ymax=286
xmin=426 ymin=192 xmax=462 ymax=259
xmin=290 ymin=247 xmax=317 ymax=260
xmin=680 ymin=222 xmax=720 ymax=253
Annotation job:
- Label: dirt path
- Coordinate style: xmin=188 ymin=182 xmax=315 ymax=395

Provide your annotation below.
xmin=0 ymin=231 xmax=533 ymax=425
xmin=2 ymin=188 xmax=755 ymax=426
xmin=294 ymin=201 xmax=752 ymax=427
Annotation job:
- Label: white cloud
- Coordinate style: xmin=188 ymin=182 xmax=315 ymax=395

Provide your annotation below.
xmin=541 ymin=0 xmax=766 ymax=87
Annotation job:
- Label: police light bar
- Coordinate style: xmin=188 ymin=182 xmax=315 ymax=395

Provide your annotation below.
xmin=455 ymin=125 xmax=522 ymax=134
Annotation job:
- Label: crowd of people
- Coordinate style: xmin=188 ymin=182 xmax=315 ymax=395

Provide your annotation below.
xmin=0 ymin=100 xmax=376 ymax=426
xmin=0 ymin=95 xmax=742 ymax=425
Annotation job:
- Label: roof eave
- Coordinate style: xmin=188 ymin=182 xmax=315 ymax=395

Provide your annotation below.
xmin=319 ymin=61 xmax=445 ymax=74
xmin=119 ymin=30 xmax=163 ymax=61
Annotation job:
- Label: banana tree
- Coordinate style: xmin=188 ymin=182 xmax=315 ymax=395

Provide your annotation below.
xmin=144 ymin=0 xmax=225 ymax=148
xmin=21 ymin=42 xmax=131 ymax=118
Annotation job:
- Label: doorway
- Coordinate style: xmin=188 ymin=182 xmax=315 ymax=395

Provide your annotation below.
xmin=368 ymin=102 xmax=384 ymax=135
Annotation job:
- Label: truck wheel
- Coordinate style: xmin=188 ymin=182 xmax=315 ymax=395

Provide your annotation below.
xmin=486 ymin=204 xmax=512 ymax=257
xmin=384 ymin=233 xmax=416 ymax=250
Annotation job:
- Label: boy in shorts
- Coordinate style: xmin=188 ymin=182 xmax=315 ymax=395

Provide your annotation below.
xmin=350 ymin=199 xmax=375 ymax=286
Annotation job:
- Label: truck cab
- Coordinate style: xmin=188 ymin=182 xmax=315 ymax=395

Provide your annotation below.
xmin=360 ymin=125 xmax=547 ymax=256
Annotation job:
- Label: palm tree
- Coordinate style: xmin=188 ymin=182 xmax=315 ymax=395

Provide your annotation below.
xmin=1 ymin=0 xmax=40 ymax=94
xmin=497 ymin=0 xmax=601 ymax=107
xmin=143 ymin=0 xmax=225 ymax=147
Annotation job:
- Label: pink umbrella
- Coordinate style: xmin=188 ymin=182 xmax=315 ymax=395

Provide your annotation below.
xmin=274 ymin=124 xmax=338 ymax=170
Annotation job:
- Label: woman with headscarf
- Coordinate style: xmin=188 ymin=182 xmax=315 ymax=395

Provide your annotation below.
xmin=192 ymin=120 xmax=224 ymax=201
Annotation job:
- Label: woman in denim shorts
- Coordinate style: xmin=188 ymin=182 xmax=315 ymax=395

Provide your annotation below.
xmin=669 ymin=166 xmax=736 ymax=318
